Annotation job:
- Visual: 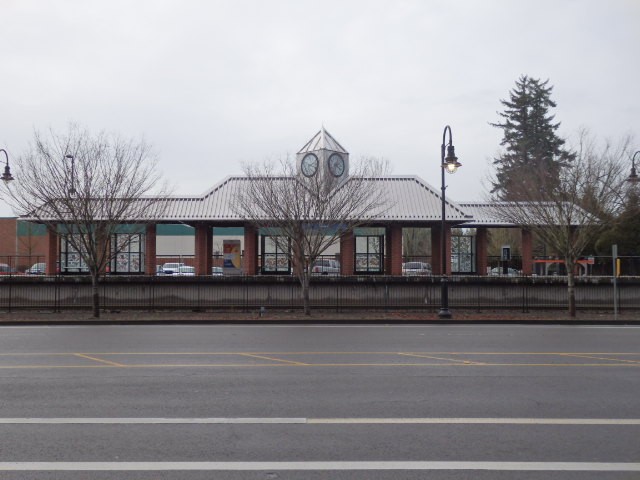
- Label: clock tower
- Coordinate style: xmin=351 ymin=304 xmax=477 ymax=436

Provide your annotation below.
xmin=296 ymin=127 xmax=349 ymax=181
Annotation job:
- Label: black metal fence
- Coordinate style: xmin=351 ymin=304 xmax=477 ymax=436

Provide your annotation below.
xmin=0 ymin=275 xmax=638 ymax=313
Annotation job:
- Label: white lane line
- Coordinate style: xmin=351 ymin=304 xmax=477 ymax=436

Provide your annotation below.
xmin=0 ymin=418 xmax=306 ymax=424
xmin=0 ymin=461 xmax=639 ymax=471
xmin=0 ymin=417 xmax=639 ymax=425
xmin=309 ymin=418 xmax=640 ymax=425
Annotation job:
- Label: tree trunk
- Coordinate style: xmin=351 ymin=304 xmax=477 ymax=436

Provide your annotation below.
xmin=91 ymin=272 xmax=101 ymax=318
xmin=302 ymin=274 xmax=311 ymax=316
xmin=566 ymin=259 xmax=576 ymax=318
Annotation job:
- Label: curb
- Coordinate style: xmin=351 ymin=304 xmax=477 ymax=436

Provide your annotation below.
xmin=0 ymin=319 xmax=639 ymax=326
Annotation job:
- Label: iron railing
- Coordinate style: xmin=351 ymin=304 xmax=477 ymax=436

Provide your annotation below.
xmin=0 ymin=275 xmax=638 ymax=313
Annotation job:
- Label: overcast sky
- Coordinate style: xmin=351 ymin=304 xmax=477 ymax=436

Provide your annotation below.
xmin=1 ymin=0 xmax=638 ymax=217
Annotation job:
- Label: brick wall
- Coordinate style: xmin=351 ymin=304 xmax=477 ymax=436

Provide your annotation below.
xmin=0 ymin=218 xmax=17 ymax=256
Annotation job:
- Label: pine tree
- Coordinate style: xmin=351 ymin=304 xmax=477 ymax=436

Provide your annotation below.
xmin=490 ymin=75 xmax=575 ymax=200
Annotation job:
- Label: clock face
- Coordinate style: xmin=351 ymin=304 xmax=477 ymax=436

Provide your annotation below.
xmin=301 ymin=153 xmax=319 ymax=177
xmin=328 ymin=153 xmax=345 ymax=177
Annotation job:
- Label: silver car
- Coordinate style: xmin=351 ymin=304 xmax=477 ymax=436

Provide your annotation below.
xmin=402 ymin=262 xmax=432 ymax=276
xmin=161 ymin=262 xmax=185 ymax=275
xmin=174 ymin=265 xmax=196 ymax=276
xmin=311 ymin=259 xmax=340 ymax=275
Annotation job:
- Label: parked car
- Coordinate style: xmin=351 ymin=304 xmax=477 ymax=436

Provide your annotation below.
xmin=402 ymin=261 xmax=432 ymax=276
xmin=174 ymin=265 xmax=196 ymax=276
xmin=25 ymin=262 xmax=46 ymax=275
xmin=311 ymin=259 xmax=340 ymax=275
xmin=211 ymin=266 xmax=224 ymax=276
xmin=489 ymin=267 xmax=521 ymax=277
xmin=161 ymin=262 xmax=185 ymax=275
xmin=0 ymin=263 xmax=17 ymax=275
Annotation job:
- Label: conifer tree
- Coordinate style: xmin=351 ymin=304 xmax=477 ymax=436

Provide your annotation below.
xmin=490 ymin=75 xmax=575 ymax=200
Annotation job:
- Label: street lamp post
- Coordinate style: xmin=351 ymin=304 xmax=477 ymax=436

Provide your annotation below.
xmin=0 ymin=149 xmax=14 ymax=183
xmin=65 ymin=154 xmax=76 ymax=195
xmin=628 ymin=151 xmax=640 ymax=183
xmin=439 ymin=126 xmax=462 ymax=319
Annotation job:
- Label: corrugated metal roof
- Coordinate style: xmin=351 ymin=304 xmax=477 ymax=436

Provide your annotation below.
xmin=459 ymin=201 xmax=593 ymax=227
xmin=458 ymin=202 xmax=514 ymax=226
xmin=374 ymin=176 xmax=470 ymax=221
xmin=28 ymin=176 xmax=588 ymax=227
xmin=150 ymin=175 xmax=471 ymax=222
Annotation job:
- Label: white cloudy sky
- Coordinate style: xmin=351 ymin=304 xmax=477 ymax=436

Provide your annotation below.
xmin=1 ymin=0 xmax=638 ymax=217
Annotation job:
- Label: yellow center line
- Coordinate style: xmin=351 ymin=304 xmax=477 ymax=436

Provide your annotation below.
xmin=239 ymin=354 xmax=309 ymax=366
xmin=74 ymin=353 xmax=126 ymax=367
xmin=398 ymin=353 xmax=483 ymax=365
xmin=560 ymin=353 xmax=640 ymax=364
xmin=460 ymin=363 xmax=640 ymax=367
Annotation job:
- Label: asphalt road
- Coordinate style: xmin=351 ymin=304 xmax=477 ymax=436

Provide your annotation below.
xmin=0 ymin=323 xmax=638 ymax=479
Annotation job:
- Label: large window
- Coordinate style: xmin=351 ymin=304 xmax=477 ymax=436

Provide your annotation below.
xmin=261 ymin=235 xmax=291 ymax=274
xmin=60 ymin=234 xmax=89 ymax=274
xmin=355 ymin=228 xmax=384 ymax=274
xmin=111 ymin=233 xmax=144 ymax=274
xmin=451 ymin=229 xmax=476 ymax=274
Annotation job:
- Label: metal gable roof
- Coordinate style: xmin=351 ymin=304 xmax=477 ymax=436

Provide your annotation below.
xmin=459 ymin=201 xmax=595 ymax=227
xmin=371 ymin=176 xmax=470 ymax=221
xmin=458 ymin=202 xmax=515 ymax=226
xmin=150 ymin=175 xmax=471 ymax=222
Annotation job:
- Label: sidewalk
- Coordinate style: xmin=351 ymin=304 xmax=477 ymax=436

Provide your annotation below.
xmin=0 ymin=308 xmax=637 ymax=324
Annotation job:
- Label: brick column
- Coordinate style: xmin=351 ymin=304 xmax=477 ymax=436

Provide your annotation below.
xmin=386 ymin=225 xmax=403 ymax=276
xmin=431 ymin=226 xmax=451 ymax=275
xmin=445 ymin=227 xmax=452 ymax=275
xmin=521 ymin=228 xmax=533 ymax=276
xmin=476 ymin=227 xmax=489 ymax=276
xmin=194 ymin=224 xmax=213 ymax=276
xmin=45 ymin=226 xmax=58 ymax=275
xmin=145 ymin=224 xmax=157 ymax=275
xmin=339 ymin=231 xmax=354 ymax=276
xmin=243 ymin=224 xmax=259 ymax=275
xmin=98 ymin=232 xmax=109 ymax=275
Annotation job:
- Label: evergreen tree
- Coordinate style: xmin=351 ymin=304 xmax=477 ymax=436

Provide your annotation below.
xmin=490 ymin=75 xmax=575 ymax=200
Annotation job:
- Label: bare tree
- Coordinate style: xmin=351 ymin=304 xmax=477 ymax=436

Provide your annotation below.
xmin=490 ymin=129 xmax=633 ymax=316
xmin=235 ymin=156 xmax=390 ymax=315
xmin=1 ymin=124 xmax=169 ymax=318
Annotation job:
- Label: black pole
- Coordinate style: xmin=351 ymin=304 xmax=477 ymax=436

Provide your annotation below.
xmin=438 ymin=126 xmax=453 ymax=319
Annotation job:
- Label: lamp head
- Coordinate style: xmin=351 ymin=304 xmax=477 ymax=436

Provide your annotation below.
xmin=442 ymin=145 xmax=462 ymax=174
xmin=1 ymin=164 xmax=13 ymax=183
xmin=0 ymin=149 xmax=14 ymax=183
xmin=628 ymin=165 xmax=639 ymax=184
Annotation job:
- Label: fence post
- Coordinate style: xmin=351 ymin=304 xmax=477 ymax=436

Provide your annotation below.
xmin=55 ymin=275 xmax=60 ymax=313
xmin=612 ymin=245 xmax=618 ymax=321
xmin=7 ymin=277 xmax=11 ymax=313
xmin=149 ymin=275 xmax=154 ymax=311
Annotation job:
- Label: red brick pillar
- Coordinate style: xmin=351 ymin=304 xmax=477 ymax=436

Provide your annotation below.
xmin=476 ymin=227 xmax=489 ymax=276
xmin=431 ymin=227 xmax=441 ymax=275
xmin=445 ymin=227 xmax=452 ymax=275
xmin=194 ymin=224 xmax=213 ymax=276
xmin=521 ymin=228 xmax=533 ymax=276
xmin=386 ymin=225 xmax=403 ymax=276
xmin=431 ymin=226 xmax=451 ymax=275
xmin=98 ymin=232 xmax=109 ymax=275
xmin=243 ymin=224 xmax=259 ymax=275
xmin=46 ymin=226 xmax=58 ymax=275
xmin=145 ymin=224 xmax=157 ymax=275
xmin=340 ymin=230 xmax=354 ymax=275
